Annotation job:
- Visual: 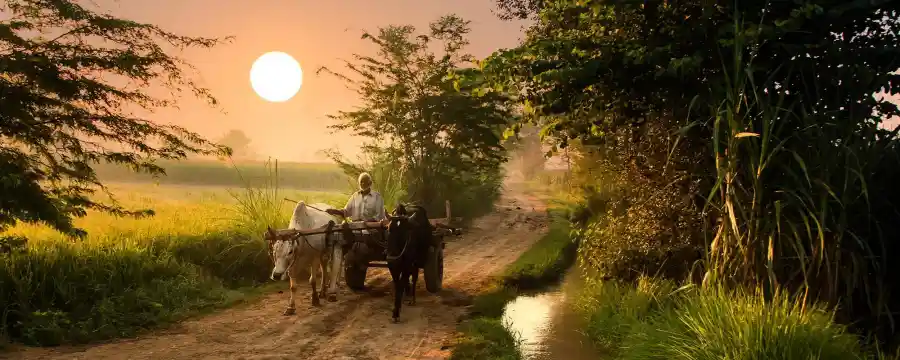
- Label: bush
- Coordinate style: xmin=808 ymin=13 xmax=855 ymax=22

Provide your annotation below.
xmin=571 ymin=157 xmax=704 ymax=283
xmin=0 ymin=244 xmax=233 ymax=345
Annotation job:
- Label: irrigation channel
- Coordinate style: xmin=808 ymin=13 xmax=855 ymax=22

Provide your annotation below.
xmin=502 ymin=267 xmax=602 ymax=359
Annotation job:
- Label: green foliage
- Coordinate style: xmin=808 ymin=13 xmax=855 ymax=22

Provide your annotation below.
xmin=471 ymin=0 xmax=900 ymax=346
xmin=0 ymin=234 xmax=257 ymax=345
xmin=492 ymin=0 xmax=545 ymax=21
xmin=318 ymin=14 xmax=511 ymax=218
xmin=0 ymin=0 xmax=233 ymax=239
xmin=568 ymin=153 xmax=703 ymax=282
xmin=574 ymin=278 xmax=877 ymax=360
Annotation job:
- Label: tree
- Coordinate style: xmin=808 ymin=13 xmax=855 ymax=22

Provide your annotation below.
xmin=493 ymin=0 xmax=546 ymax=21
xmin=218 ymin=129 xmax=255 ymax=160
xmin=318 ymin=14 xmax=513 ymax=217
xmin=0 ymin=0 xmax=230 ymax=238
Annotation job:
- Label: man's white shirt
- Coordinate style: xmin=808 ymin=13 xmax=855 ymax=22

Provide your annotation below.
xmin=343 ymin=190 xmax=386 ymax=222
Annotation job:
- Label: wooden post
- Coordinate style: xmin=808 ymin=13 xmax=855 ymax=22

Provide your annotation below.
xmin=445 ymin=200 xmax=451 ymax=221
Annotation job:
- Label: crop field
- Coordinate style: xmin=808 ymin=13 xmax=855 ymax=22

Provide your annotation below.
xmin=91 ymin=159 xmax=349 ymax=192
xmin=0 ymin=162 xmax=352 ymax=346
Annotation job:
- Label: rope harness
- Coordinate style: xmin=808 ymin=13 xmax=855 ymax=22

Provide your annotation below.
xmin=385 ymin=218 xmax=414 ymax=262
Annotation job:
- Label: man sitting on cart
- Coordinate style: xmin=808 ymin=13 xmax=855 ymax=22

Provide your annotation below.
xmin=326 ymin=172 xmax=386 ymax=222
xmin=326 ymin=172 xmax=386 ymax=266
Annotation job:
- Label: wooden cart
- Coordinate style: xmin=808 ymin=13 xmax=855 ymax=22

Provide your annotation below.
xmin=278 ymin=201 xmax=461 ymax=294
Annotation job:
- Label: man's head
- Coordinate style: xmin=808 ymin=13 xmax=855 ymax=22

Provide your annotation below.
xmin=358 ymin=172 xmax=373 ymax=192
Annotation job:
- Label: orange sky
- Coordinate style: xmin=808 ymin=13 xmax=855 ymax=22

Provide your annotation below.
xmin=87 ymin=0 xmax=528 ymax=162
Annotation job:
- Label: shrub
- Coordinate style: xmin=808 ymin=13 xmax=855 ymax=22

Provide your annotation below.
xmin=572 ymin=157 xmax=703 ymax=282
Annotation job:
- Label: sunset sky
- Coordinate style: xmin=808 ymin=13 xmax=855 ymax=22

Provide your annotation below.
xmin=87 ymin=0 xmax=529 ymax=163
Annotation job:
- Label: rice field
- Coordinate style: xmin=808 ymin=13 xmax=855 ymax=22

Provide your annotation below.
xmin=0 ymin=171 xmax=350 ymax=346
xmin=91 ymin=159 xmax=348 ymax=191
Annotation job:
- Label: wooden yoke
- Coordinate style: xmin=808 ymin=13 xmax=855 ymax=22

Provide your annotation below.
xmin=282 ymin=220 xmax=387 ymax=237
xmin=279 ymin=218 xmax=462 ymax=237
xmin=274 ymin=199 xmax=463 ymax=237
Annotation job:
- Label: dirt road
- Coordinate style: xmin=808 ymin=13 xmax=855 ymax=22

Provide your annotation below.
xmin=7 ymin=185 xmax=549 ymax=360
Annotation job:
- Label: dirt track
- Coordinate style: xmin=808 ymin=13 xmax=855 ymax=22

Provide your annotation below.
xmin=6 ymin=184 xmax=549 ymax=360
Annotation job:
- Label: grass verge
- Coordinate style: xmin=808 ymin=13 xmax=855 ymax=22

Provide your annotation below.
xmin=450 ymin=207 xmax=576 ymax=360
xmin=572 ymin=276 xmax=893 ymax=360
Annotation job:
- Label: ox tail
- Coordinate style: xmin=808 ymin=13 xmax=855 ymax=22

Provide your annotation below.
xmin=289 ymin=201 xmax=308 ymax=230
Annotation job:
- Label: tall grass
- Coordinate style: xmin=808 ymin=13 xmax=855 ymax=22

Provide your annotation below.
xmin=694 ymin=15 xmax=900 ymax=340
xmin=226 ymin=158 xmax=290 ymax=235
xmin=573 ymin=277 xmax=876 ymax=360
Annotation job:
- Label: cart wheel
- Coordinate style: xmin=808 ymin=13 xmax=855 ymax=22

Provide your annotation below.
xmin=345 ymin=264 xmax=367 ymax=291
xmin=424 ymin=245 xmax=443 ymax=293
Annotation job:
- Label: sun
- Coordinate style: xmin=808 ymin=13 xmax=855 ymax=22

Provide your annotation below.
xmin=250 ymin=51 xmax=303 ymax=103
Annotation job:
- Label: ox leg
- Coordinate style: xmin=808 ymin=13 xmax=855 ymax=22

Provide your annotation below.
xmin=319 ymin=262 xmax=328 ymax=297
xmin=325 ymin=245 xmax=342 ymax=302
xmin=407 ymin=267 xmax=419 ymax=306
xmin=309 ymin=261 xmax=321 ymax=307
xmin=283 ymin=276 xmax=297 ymax=316
xmin=389 ymin=265 xmax=404 ymax=323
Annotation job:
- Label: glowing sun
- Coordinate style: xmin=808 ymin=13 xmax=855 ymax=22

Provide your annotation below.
xmin=250 ymin=51 xmax=303 ymax=102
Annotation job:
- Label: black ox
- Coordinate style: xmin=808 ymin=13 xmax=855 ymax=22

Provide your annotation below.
xmin=385 ymin=204 xmax=433 ymax=323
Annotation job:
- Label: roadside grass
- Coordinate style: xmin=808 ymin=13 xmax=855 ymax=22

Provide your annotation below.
xmin=572 ymin=276 xmax=889 ymax=360
xmin=502 ymin=210 xmax=577 ymax=290
xmin=0 ymin=180 xmax=343 ymax=347
xmin=450 ymin=207 xmax=575 ymax=360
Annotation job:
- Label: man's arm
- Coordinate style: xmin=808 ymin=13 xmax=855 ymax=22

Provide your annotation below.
xmin=326 ymin=195 xmax=354 ymax=217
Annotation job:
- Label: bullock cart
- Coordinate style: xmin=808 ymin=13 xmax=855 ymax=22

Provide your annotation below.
xmin=277 ymin=201 xmax=462 ymax=294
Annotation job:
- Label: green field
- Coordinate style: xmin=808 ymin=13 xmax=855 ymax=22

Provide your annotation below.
xmin=91 ymin=159 xmax=349 ymax=191
xmin=0 ymin=170 xmax=349 ymax=346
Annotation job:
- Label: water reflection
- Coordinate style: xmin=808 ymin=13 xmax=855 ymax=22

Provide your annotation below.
xmin=501 ymin=269 xmax=600 ymax=360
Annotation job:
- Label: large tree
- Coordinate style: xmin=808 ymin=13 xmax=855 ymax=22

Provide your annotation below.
xmin=319 ymin=14 xmax=513 ymax=217
xmin=1 ymin=0 xmax=229 ymax=238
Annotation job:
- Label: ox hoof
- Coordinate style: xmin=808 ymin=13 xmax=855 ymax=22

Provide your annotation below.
xmin=283 ymin=307 xmax=296 ymax=316
xmin=407 ymin=299 xmax=416 ymax=306
xmin=328 ymin=294 xmax=337 ymax=302
xmin=391 ymin=317 xmax=400 ymax=324
xmin=312 ymin=298 xmax=321 ymax=307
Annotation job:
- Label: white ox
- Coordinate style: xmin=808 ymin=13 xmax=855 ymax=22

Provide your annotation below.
xmin=266 ymin=202 xmax=344 ymax=315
